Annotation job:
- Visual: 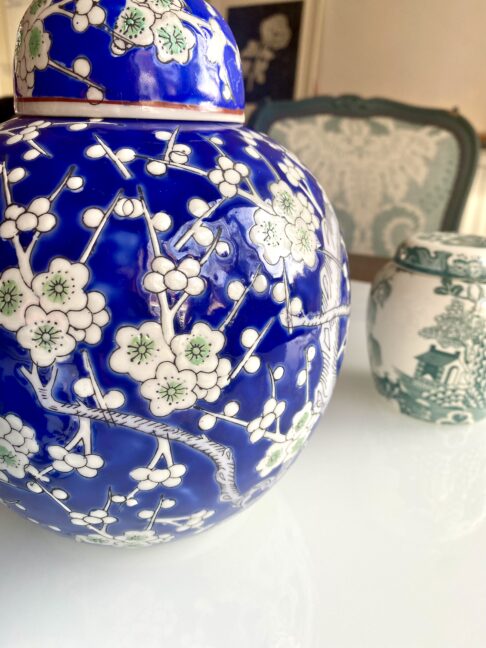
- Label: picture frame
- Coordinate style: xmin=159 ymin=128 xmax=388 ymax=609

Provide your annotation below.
xmin=211 ymin=0 xmax=324 ymax=106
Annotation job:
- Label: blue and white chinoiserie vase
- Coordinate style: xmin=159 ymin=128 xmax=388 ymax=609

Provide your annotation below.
xmin=0 ymin=0 xmax=350 ymax=547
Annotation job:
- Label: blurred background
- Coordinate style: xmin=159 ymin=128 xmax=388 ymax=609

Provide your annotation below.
xmin=2 ymin=0 xmax=485 ymax=266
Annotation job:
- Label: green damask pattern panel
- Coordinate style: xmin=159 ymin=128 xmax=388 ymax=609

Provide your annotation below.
xmin=269 ymin=115 xmax=460 ymax=256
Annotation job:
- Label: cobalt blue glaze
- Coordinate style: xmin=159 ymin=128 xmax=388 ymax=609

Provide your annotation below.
xmin=0 ymin=1 xmax=349 ymax=547
xmin=15 ymin=0 xmax=244 ymax=120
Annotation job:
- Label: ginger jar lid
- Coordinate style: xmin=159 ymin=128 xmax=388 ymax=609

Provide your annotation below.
xmin=395 ymin=232 xmax=486 ymax=282
xmin=14 ymin=0 xmax=245 ymax=123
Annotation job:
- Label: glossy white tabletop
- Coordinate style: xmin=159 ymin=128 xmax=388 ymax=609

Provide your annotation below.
xmin=1 ymin=280 xmax=486 ymax=648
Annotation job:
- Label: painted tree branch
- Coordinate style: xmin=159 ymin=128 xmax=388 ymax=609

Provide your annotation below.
xmin=287 ymin=304 xmax=351 ymax=329
xmin=19 ymin=365 xmax=247 ymax=506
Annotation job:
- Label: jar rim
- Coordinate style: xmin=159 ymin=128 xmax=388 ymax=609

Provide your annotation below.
xmin=394 ymin=232 xmax=486 ymax=281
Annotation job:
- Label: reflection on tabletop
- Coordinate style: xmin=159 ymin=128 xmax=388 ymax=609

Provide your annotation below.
xmin=2 ymin=281 xmax=486 ymax=648
xmin=0 ymin=480 xmax=316 ymax=648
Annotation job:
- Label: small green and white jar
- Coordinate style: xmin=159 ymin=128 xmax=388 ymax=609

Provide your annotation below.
xmin=367 ymin=232 xmax=486 ymax=425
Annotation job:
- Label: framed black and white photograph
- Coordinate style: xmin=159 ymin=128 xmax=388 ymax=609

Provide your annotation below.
xmin=212 ymin=0 xmax=324 ymax=105
xmin=228 ymin=2 xmax=303 ymax=103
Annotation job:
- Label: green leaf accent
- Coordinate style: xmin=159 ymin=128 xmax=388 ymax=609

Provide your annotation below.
xmin=0 ymin=444 xmax=17 ymax=468
xmin=28 ymin=26 xmax=42 ymax=58
xmin=158 ymin=380 xmax=187 ymax=404
xmin=0 ymin=279 xmax=22 ymax=316
xmin=157 ymin=24 xmax=187 ymax=55
xmin=29 ymin=0 xmax=48 ymax=16
xmin=185 ymin=336 xmax=210 ymax=366
xmin=128 ymin=334 xmax=156 ymax=365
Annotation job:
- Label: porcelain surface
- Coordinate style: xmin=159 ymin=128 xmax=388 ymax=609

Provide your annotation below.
xmin=367 ymin=232 xmax=486 ymax=425
xmin=0 ymin=116 xmax=350 ymax=545
xmin=14 ymin=0 xmax=245 ymax=121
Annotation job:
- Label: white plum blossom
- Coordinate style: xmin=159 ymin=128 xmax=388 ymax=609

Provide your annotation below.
xmin=16 ymin=19 xmax=51 ymax=97
xmin=144 ymin=256 xmax=205 ymax=296
xmin=111 ymin=2 xmax=155 ymax=55
xmin=114 ymin=197 xmax=144 ymax=218
xmin=247 ymin=397 xmax=286 ymax=443
xmin=104 ymin=389 xmax=126 ymax=409
xmin=0 ymin=197 xmax=57 ymax=238
xmin=76 ymin=529 xmax=174 ymax=547
xmin=278 ymin=157 xmax=305 ymax=187
xmin=256 ymin=440 xmax=287 ymax=479
xmin=129 ymin=463 xmax=187 ymax=490
xmin=171 ymin=322 xmax=230 ymax=401
xmin=284 ymin=402 xmax=320 ymax=460
xmin=145 ymin=160 xmax=168 ymax=177
xmin=32 ymin=257 xmax=89 ymax=314
xmin=168 ymin=143 xmax=191 ymax=165
xmin=154 ymin=130 xmax=172 ymax=141
xmin=249 ymin=209 xmax=291 ymax=266
xmin=17 ymin=305 xmax=76 ymax=366
xmin=19 ymin=0 xmax=49 ymax=26
xmin=174 ymin=509 xmax=214 ymax=532
xmin=296 ymin=193 xmax=319 ymax=229
xmin=256 ymin=402 xmax=319 ymax=477
xmin=68 ymin=291 xmax=109 ymax=345
xmin=73 ymin=377 xmax=95 ymax=398
xmin=110 ymin=321 xmax=171 ymax=382
xmin=5 ymin=121 xmax=50 ymax=147
xmin=138 ymin=501 xmax=176 ymax=522
xmin=75 ymin=533 xmax=115 ymax=546
xmin=270 ymin=181 xmax=301 ymax=223
xmin=73 ymin=377 xmax=125 ymax=408
xmin=0 ymin=268 xmax=36 ymax=332
xmin=114 ymin=529 xmax=174 ymax=546
xmin=278 ymin=296 xmax=305 ymax=328
xmin=141 ymin=361 xmax=197 ymax=416
xmin=5 ymin=166 xmax=27 ymax=185
xmin=152 ymin=211 xmax=172 ymax=231
xmin=0 ymin=220 xmax=17 ymax=241
xmin=250 ymin=186 xmax=320 ymax=267
xmin=8 ymin=256 xmax=108 ymax=348
xmin=72 ymin=0 xmax=106 ymax=33
xmin=47 ymin=445 xmax=104 ymax=478
xmin=209 ymin=156 xmax=249 ymax=198
xmin=111 ymin=1 xmax=196 ymax=66
xmin=171 ymin=322 xmax=224 ymax=374
xmin=240 ymin=129 xmax=261 ymax=148
xmin=135 ymin=0 xmax=184 ymax=13
xmin=152 ymin=14 xmax=196 ymax=65
xmin=286 ymin=217 xmax=319 ymax=268
xmin=0 ymin=414 xmax=38 ymax=482
xmin=194 ymin=357 xmax=231 ymax=403
xmin=70 ymin=508 xmax=117 ymax=526
xmin=24 ymin=465 xmax=49 ymax=487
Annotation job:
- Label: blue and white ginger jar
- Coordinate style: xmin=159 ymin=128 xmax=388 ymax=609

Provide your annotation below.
xmin=0 ymin=0 xmax=350 ymax=547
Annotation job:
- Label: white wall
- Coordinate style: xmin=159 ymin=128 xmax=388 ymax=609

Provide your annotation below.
xmin=0 ymin=0 xmax=26 ymax=97
xmin=317 ymin=0 xmax=486 ymax=132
